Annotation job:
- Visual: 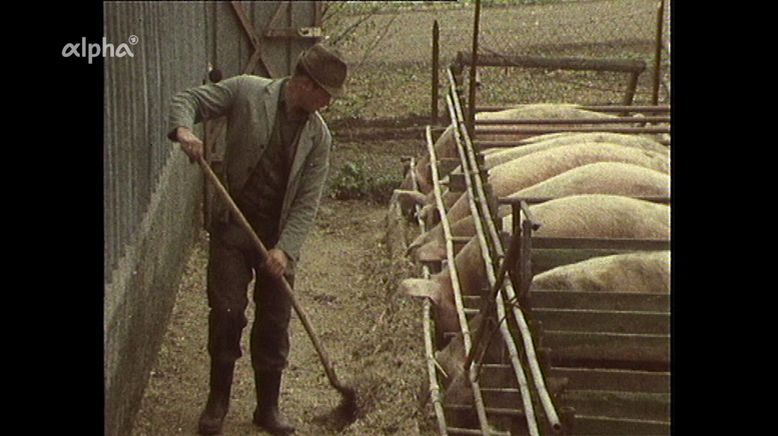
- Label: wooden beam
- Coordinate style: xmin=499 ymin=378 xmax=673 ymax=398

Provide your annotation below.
xmin=530 ymin=290 xmax=669 ymax=312
xmin=544 ymin=330 xmax=670 ymax=367
xmin=475 ymin=116 xmax=670 ymax=125
xmin=264 ymin=27 xmax=322 ymax=39
xmin=500 ymin=196 xmax=671 ymax=205
xmin=562 ymin=390 xmax=670 ymax=422
xmin=531 ymin=308 xmax=670 ymax=335
xmin=475 ymin=126 xmax=670 ymax=135
xmin=530 ymin=237 xmax=670 ymax=251
xmin=550 ymin=367 xmax=670 ymax=393
xmin=476 ymin=105 xmax=670 ymax=113
xmin=267 ymin=1 xmax=288 ymax=31
xmin=230 ymin=1 xmax=260 ymax=49
xmin=230 ymin=1 xmax=275 ymax=77
xmin=457 ymin=51 xmax=646 ymax=74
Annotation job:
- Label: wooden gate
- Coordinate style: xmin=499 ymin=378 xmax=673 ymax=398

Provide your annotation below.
xmin=201 ymin=1 xmax=323 ymax=229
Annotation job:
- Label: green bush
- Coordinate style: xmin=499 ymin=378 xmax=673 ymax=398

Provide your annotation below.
xmin=329 ymin=161 xmax=399 ymax=203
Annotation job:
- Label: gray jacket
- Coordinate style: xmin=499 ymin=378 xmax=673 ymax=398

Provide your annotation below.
xmin=168 ymin=74 xmax=331 ymax=262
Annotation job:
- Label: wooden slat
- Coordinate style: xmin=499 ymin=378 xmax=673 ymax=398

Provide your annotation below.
xmin=461 ymin=295 xmax=482 ymax=310
xmin=479 ymin=387 xmax=522 ymax=408
xmin=475 ymin=364 xmax=515 ymax=389
xmin=544 ymin=331 xmax=670 ymax=368
xmin=572 ymin=415 xmax=671 ymax=435
xmin=446 ymin=427 xmax=510 ymax=436
xmin=478 ymin=138 xmax=671 ymax=148
xmin=446 ymin=403 xmax=523 ymax=416
xmin=476 ymin=116 xmax=670 ymax=125
xmin=550 ymin=367 xmax=670 ymax=393
xmin=532 ymin=308 xmax=670 ymax=335
xmin=457 ymin=52 xmax=646 ymax=73
xmin=230 ymin=1 xmax=259 ymax=47
xmin=444 ymin=404 xmax=564 ymax=435
xmin=500 ymin=196 xmax=671 ymax=205
xmin=266 ymin=1 xmax=287 ymax=31
xmin=475 ymin=105 xmax=670 ymax=113
xmin=562 ymin=390 xmax=670 ymax=422
xmin=530 ymin=290 xmax=670 ymax=312
xmin=531 ymin=237 xmax=670 ymax=251
xmin=229 ymin=1 xmax=275 ymax=77
xmin=474 ymin=126 xmax=670 ymax=135
xmin=581 ymin=105 xmax=670 ymax=112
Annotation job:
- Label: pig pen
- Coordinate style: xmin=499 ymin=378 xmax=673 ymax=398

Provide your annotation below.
xmin=386 ymin=67 xmax=671 ymax=435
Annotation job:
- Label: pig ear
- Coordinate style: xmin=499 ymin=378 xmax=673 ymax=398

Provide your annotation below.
xmin=400 ymin=278 xmax=442 ymax=304
xmin=419 ymin=204 xmax=434 ymax=220
xmin=392 ymin=189 xmax=427 ymax=210
xmin=416 ymin=241 xmax=446 ymax=262
xmin=407 ymin=229 xmax=431 ymax=254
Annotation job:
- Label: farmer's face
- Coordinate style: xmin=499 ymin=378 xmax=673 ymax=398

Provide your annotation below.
xmin=299 ymin=77 xmax=332 ymax=113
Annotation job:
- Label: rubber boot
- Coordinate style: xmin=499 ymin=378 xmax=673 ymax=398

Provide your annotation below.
xmin=253 ymin=370 xmax=295 ymax=435
xmin=197 ymin=360 xmax=235 ymax=435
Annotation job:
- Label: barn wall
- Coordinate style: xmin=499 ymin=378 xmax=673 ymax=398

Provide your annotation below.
xmin=103 ymin=2 xmax=321 ymax=435
xmin=103 ymin=3 xmax=206 ymax=435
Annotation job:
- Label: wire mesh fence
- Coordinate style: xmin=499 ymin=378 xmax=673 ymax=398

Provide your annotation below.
xmin=323 ymin=0 xmax=670 ymax=120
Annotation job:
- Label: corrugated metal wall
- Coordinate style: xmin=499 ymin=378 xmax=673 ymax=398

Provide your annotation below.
xmin=104 ymin=1 xmax=321 ymax=276
xmin=104 ymin=1 xmax=208 ymax=278
xmin=103 ymin=2 xmax=321 ymax=435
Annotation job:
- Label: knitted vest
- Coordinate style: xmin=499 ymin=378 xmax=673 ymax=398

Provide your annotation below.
xmin=236 ymin=88 xmax=304 ymax=233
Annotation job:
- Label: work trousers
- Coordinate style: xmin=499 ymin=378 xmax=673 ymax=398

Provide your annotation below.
xmin=205 ymin=217 xmax=294 ymax=371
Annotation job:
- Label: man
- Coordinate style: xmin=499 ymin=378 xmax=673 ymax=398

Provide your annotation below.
xmin=167 ymin=43 xmax=347 ymax=435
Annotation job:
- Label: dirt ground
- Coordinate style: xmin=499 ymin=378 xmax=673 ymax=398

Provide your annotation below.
xmin=131 ymin=192 xmax=438 ymax=435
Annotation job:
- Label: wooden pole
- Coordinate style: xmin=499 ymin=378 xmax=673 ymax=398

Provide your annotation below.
xmin=652 ymin=0 xmax=666 ymax=105
xmin=623 ymin=71 xmax=640 ymax=106
xmin=432 ymin=20 xmax=440 ymax=125
xmin=457 ymin=51 xmax=646 ymax=73
xmin=467 ymin=0 xmax=481 ymax=137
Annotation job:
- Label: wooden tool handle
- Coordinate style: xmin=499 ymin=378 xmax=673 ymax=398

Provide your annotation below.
xmin=196 ymin=156 xmax=347 ymax=392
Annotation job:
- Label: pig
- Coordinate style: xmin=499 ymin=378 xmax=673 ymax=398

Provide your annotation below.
xmin=399 ymin=104 xmax=623 ymax=193
xmin=402 ymin=195 xmax=670 ymax=336
xmin=531 ymin=250 xmax=671 ymax=294
xmin=401 ymin=126 xmax=458 ymax=194
xmin=432 ymin=253 xmax=671 ymax=411
xmin=441 ymin=143 xmax=669 ymax=227
xmin=518 ymin=131 xmax=668 ymax=149
xmin=410 ymin=132 xmax=669 ymax=216
xmin=473 ymin=104 xmax=620 ymax=143
xmin=409 ymin=161 xmax=671 ymax=260
xmin=397 ymin=133 xmax=670 ymax=221
xmin=483 ymin=132 xmax=669 ymax=170
xmin=432 ymin=313 xmax=506 ymax=408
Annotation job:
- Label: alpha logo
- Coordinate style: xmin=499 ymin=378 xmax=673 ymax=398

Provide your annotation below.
xmin=62 ymin=35 xmax=138 ymax=64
